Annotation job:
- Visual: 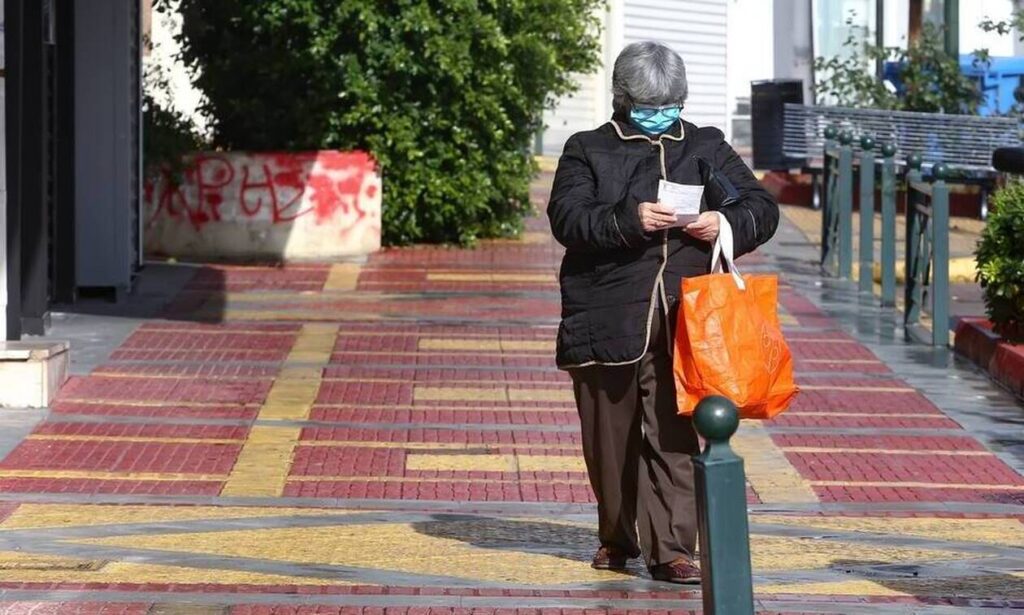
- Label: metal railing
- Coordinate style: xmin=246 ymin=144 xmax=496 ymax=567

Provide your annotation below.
xmin=904 ymin=160 xmax=952 ymax=347
xmin=818 ymin=125 xmax=953 ymax=346
xmin=784 ymin=104 xmax=1019 ymax=170
xmin=821 ymin=128 xmax=853 ymax=278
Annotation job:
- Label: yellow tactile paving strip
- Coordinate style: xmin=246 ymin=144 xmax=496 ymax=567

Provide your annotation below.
xmin=221 ymin=323 xmax=337 ymax=497
xmin=323 ymin=263 xmax=362 ymax=291
xmin=732 ymin=422 xmax=818 ymax=504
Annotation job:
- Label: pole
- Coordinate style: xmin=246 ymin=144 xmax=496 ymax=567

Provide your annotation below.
xmin=858 ymin=135 xmax=876 ymax=294
xmin=880 ymin=143 xmax=897 ymax=307
xmin=909 ymin=0 xmax=923 ymax=46
xmin=876 ymin=0 xmax=885 ymax=79
xmin=931 ymin=163 xmax=951 ymax=346
xmin=944 ymin=0 xmax=959 ymax=59
xmin=693 ymin=395 xmax=755 ymax=615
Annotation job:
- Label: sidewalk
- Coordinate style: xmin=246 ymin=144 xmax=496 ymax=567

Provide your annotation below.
xmin=0 ymin=174 xmax=1020 ymax=613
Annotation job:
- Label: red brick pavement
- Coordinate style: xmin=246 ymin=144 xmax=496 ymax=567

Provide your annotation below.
xmin=0 ymin=201 xmax=1020 ymax=609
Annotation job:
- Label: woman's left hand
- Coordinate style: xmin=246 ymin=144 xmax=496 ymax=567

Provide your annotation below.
xmin=684 ymin=212 xmax=720 ymax=243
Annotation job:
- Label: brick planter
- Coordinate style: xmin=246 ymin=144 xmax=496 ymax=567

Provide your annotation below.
xmin=954 ymin=318 xmax=1024 ymax=400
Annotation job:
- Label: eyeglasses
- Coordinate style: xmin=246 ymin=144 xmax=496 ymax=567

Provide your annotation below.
xmin=630 ymin=105 xmax=683 ymax=120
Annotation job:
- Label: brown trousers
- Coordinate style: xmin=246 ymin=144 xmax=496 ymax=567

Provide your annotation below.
xmin=569 ymin=309 xmax=700 ymax=567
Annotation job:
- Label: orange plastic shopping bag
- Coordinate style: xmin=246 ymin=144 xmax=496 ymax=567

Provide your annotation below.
xmin=674 ymin=213 xmax=799 ymax=419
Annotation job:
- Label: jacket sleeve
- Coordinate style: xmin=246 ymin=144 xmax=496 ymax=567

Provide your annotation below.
xmin=713 ymin=138 xmax=780 ymax=257
xmin=547 ymin=135 xmax=648 ymax=251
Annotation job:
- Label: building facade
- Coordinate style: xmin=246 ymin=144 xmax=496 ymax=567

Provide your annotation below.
xmin=541 ymin=0 xmax=731 ymax=158
xmin=2 ymin=0 xmax=143 ymax=340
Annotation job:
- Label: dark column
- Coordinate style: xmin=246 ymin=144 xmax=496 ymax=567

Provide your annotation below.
xmin=52 ymin=0 xmax=77 ymax=304
xmin=5 ymin=0 xmax=23 ymax=340
xmin=18 ymin=0 xmax=51 ymax=334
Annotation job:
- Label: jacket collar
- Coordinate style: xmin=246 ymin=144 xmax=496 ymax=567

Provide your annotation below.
xmin=609 ymin=111 xmax=685 ymax=142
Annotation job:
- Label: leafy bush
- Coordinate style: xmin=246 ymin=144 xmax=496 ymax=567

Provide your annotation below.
xmin=168 ymin=0 xmax=603 ymax=245
xmin=976 ymin=182 xmax=1024 ymax=342
xmin=814 ymin=16 xmax=981 ymax=114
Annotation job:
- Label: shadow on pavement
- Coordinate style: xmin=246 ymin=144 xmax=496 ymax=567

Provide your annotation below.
xmin=831 ymin=559 xmax=1024 ymax=601
xmin=52 ymin=262 xmax=227 ymax=324
xmin=411 ymin=516 xmax=647 ymax=579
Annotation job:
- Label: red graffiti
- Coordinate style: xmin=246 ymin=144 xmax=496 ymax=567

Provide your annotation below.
xmin=146 ymin=151 xmax=380 ymax=235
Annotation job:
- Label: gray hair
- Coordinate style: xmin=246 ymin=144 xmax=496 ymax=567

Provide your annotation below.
xmin=611 ymin=41 xmax=688 ymax=114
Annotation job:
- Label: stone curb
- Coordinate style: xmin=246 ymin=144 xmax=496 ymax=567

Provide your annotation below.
xmin=953 ymin=317 xmax=1024 ymax=400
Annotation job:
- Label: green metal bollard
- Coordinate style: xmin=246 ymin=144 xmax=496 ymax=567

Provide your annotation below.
xmin=879 ymin=143 xmax=897 ymax=307
xmin=693 ymin=395 xmax=754 ymax=615
xmin=858 ymin=135 xmax=876 ymax=293
xmin=931 ymin=163 xmax=951 ymax=347
xmin=837 ymin=130 xmax=854 ymax=279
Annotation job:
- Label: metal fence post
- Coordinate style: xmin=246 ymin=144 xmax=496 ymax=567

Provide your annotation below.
xmin=693 ymin=395 xmax=754 ymax=615
xmin=904 ymin=154 xmax=924 ymax=332
xmin=837 ymin=130 xmax=854 ymax=279
xmin=821 ymin=126 xmax=838 ymax=270
xmin=879 ymin=143 xmax=897 ymax=307
xmin=858 ymin=135 xmax=876 ymax=293
xmin=931 ymin=163 xmax=951 ymax=347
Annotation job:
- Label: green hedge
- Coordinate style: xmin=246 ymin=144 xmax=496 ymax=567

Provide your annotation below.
xmin=170 ymin=0 xmax=604 ymax=245
xmin=977 ymin=182 xmax=1024 ymax=342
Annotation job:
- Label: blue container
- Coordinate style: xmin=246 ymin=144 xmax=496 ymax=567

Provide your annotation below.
xmin=883 ymin=56 xmax=1024 ymax=116
xmin=958 ymin=54 xmax=1024 ymax=116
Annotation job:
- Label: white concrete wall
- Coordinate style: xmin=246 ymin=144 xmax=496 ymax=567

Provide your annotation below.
xmin=961 ymin=0 xmax=1019 ymax=56
xmin=726 ymin=0 xmax=775 ymax=135
xmin=144 ymin=151 xmax=381 ymax=260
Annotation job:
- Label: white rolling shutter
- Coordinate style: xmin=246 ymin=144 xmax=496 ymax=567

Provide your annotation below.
xmin=541 ymin=71 xmax=604 ymax=158
xmin=623 ymin=0 xmax=728 ymax=131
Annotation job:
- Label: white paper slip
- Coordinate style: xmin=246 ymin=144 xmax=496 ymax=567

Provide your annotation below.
xmin=658 ymin=180 xmax=703 ymax=226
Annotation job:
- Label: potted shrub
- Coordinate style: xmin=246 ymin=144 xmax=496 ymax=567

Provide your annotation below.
xmin=976 ymin=181 xmax=1024 ymax=342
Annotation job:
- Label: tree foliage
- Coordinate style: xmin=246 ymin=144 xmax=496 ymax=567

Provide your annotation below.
xmin=167 ymin=0 xmax=604 ymax=245
xmin=814 ymin=16 xmax=981 ymax=114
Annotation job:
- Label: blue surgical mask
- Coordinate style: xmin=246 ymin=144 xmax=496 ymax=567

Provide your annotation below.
xmin=629 ymin=105 xmax=681 ymax=135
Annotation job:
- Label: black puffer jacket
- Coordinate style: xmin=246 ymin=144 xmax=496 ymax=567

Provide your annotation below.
xmin=547 ymin=115 xmax=779 ymax=369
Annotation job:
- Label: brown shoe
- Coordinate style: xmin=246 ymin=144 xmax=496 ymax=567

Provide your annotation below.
xmin=591 ymin=546 xmax=634 ymax=570
xmin=650 ymin=557 xmax=702 ymax=584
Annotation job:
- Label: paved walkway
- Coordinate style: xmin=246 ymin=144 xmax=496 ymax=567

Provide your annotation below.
xmin=0 ymin=174 xmax=1021 ymax=613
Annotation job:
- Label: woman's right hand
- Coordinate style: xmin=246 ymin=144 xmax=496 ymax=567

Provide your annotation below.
xmin=638 ymin=201 xmax=677 ymax=233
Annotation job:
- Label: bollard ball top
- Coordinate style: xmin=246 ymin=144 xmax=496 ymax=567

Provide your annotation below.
xmin=906 ymin=153 xmax=923 ymax=169
xmin=693 ymin=396 xmax=740 ymax=442
xmin=859 ymin=135 xmax=875 ymax=150
xmin=838 ymin=130 xmax=854 ymax=145
xmin=881 ymin=142 xmax=897 ymax=158
xmin=823 ymin=126 xmax=838 ymax=140
xmin=932 ymin=162 xmax=950 ymax=180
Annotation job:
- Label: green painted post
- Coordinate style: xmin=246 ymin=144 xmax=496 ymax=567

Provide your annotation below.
xmin=931 ymin=163 xmax=951 ymax=347
xmin=879 ymin=143 xmax=897 ymax=307
xmin=858 ymin=135 xmax=876 ymax=293
xmin=693 ymin=395 xmax=754 ymax=615
xmin=837 ymin=130 xmax=854 ymax=279
xmin=904 ymin=154 xmax=924 ymax=329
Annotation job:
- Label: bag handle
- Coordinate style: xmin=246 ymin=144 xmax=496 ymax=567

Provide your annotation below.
xmin=710 ymin=211 xmax=746 ymax=290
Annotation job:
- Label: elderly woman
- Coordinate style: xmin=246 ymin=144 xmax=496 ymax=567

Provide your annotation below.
xmin=547 ymin=41 xmax=778 ymax=584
